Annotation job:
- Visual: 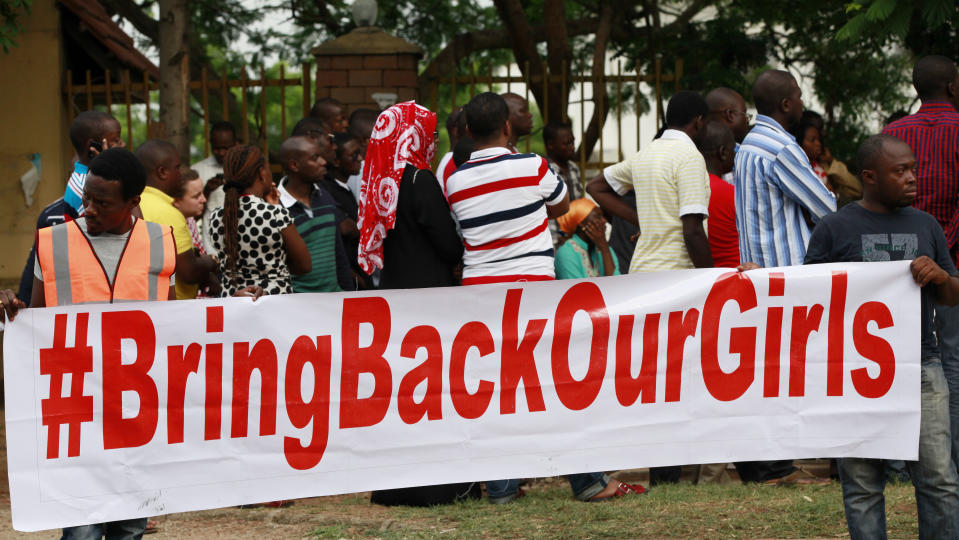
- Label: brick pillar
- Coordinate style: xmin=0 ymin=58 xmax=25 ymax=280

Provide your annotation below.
xmin=312 ymin=27 xmax=422 ymax=114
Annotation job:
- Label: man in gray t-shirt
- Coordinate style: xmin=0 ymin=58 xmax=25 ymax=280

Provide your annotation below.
xmin=804 ymin=135 xmax=959 ymax=540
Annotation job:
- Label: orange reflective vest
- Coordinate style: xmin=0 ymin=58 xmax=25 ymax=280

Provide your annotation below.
xmin=36 ymin=218 xmax=177 ymax=306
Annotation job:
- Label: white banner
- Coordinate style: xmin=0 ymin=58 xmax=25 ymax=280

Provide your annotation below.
xmin=4 ymin=262 xmax=920 ymax=531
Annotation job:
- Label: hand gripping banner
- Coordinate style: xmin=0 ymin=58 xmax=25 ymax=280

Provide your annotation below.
xmin=4 ymin=262 xmax=920 ymax=530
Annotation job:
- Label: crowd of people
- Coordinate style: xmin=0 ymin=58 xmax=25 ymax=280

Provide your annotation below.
xmin=1 ymin=53 xmax=959 ymax=539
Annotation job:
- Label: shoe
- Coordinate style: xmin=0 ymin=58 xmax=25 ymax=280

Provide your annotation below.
xmin=263 ymin=500 xmax=295 ymax=508
xmin=238 ymin=500 xmax=295 ymax=509
xmin=488 ymin=488 xmax=526 ymax=504
xmin=764 ymin=466 xmax=830 ymax=486
xmin=589 ymin=481 xmax=648 ymax=502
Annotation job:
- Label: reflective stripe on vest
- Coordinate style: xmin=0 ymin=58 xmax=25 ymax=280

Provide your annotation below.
xmin=37 ymin=219 xmax=176 ymax=306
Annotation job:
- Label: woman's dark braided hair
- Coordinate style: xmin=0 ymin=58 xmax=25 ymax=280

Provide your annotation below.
xmin=222 ymin=145 xmax=265 ymax=289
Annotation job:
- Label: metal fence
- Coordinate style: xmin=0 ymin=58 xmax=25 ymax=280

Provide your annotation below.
xmin=64 ymin=64 xmax=313 ymax=158
xmin=425 ymin=58 xmax=683 ymax=173
xmin=64 ymin=57 xmax=681 ymax=171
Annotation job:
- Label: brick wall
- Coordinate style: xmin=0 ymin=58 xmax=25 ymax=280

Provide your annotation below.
xmin=314 ymin=53 xmax=419 ymax=113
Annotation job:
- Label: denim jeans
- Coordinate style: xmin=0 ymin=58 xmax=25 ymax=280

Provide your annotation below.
xmin=486 ymin=472 xmax=608 ymax=502
xmin=61 ymin=518 xmax=148 ymax=540
xmin=838 ymin=357 xmax=959 ymax=540
xmin=935 ymin=303 xmax=959 ymax=470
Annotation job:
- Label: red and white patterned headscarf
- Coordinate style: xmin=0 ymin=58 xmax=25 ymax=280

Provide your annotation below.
xmin=357 ymin=101 xmax=437 ymax=273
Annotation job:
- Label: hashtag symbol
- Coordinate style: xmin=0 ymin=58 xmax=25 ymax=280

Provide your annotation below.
xmin=39 ymin=313 xmax=95 ymax=459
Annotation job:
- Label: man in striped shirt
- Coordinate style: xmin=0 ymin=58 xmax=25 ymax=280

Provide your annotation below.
xmin=883 ymin=55 xmax=959 ymax=471
xmin=734 ymin=69 xmax=836 ymax=268
xmin=447 ymin=92 xmax=569 ymax=286
xmin=277 ymin=136 xmax=354 ymax=293
xmin=731 ymin=70 xmax=835 ymax=487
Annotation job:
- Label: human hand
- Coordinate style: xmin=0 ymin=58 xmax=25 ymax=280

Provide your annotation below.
xmin=736 ymin=262 xmax=761 ymax=272
xmin=233 ymin=285 xmax=266 ymax=301
xmin=581 ymin=219 xmax=608 ymax=248
xmin=0 ymin=289 xmax=26 ymax=322
xmin=911 ymin=256 xmax=950 ymax=287
xmin=264 ymin=184 xmax=280 ymax=205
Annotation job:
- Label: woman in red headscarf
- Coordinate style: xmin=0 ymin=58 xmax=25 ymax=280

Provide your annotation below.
xmin=358 ymin=101 xmax=463 ymax=289
xmin=360 ymin=103 xmax=474 ymax=506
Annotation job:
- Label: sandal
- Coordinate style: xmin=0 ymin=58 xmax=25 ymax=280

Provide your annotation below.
xmin=589 ymin=481 xmax=647 ymax=502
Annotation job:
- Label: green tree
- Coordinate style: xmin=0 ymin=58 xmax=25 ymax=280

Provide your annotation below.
xmin=0 ymin=0 xmax=32 ymax=53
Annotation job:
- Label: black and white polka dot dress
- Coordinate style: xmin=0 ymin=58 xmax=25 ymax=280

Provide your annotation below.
xmin=210 ymin=196 xmax=294 ymax=296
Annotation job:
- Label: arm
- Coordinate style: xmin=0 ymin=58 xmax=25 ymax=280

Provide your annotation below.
xmin=587 ymin=174 xmax=639 ymax=226
xmin=30 ymin=277 xmax=45 ymax=308
xmin=682 ymin=214 xmax=713 ymax=268
xmin=175 ymin=250 xmax=217 ymax=285
xmin=332 ymin=229 xmax=356 ymax=291
xmin=773 ymin=146 xmax=837 ymax=221
xmin=539 ymin=159 xmax=570 ymax=218
xmin=280 ymin=224 xmax=312 ymax=275
xmin=546 ymin=193 xmax=570 ymax=218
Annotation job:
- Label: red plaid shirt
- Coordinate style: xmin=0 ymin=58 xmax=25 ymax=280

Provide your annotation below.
xmin=883 ymin=101 xmax=959 ymax=261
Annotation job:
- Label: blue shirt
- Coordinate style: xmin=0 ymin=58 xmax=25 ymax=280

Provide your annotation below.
xmin=734 ymin=114 xmax=836 ymax=267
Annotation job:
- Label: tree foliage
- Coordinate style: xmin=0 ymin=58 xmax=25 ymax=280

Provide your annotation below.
xmin=0 ymin=0 xmax=32 ymax=53
xmin=94 ymin=0 xmax=954 ymax=163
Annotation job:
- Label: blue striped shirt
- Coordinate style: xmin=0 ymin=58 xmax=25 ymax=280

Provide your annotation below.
xmin=734 ymin=114 xmax=836 ymax=267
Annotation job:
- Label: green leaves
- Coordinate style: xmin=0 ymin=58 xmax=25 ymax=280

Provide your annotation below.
xmin=0 ymin=0 xmax=33 ymax=54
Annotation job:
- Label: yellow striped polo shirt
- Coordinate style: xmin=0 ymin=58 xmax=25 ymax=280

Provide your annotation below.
xmin=603 ymin=129 xmax=709 ymax=272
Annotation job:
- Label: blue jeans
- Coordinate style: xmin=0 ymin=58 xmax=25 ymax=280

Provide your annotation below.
xmin=487 ymin=472 xmax=609 ymax=502
xmin=935 ymin=303 xmax=959 ymax=470
xmin=838 ymin=358 xmax=959 ymax=540
xmin=61 ymin=519 xmax=148 ymax=540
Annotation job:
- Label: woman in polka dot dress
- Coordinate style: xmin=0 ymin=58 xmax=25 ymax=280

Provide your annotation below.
xmin=209 ymin=145 xmax=312 ymax=296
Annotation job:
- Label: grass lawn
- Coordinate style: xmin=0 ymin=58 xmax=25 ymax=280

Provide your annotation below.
xmin=307 ymin=478 xmax=919 ymax=539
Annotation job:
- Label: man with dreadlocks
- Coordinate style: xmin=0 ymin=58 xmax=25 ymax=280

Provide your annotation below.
xmin=207 ymin=145 xmax=312 ymax=296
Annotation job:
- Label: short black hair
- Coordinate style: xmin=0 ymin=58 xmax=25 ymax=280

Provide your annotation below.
xmin=310 ymin=97 xmax=344 ymax=122
xmin=210 ymin=120 xmax=237 ymax=138
xmin=69 ymin=111 xmax=118 ymax=154
xmin=452 ymin=136 xmax=475 ymax=168
xmin=913 ymin=55 xmax=958 ymax=100
xmin=291 ymin=116 xmax=331 ymax=137
xmin=89 ymin=148 xmax=146 ymax=200
xmin=665 ymin=91 xmax=708 ymax=129
xmin=333 ymin=131 xmax=358 ymax=159
xmin=348 ymin=108 xmax=379 ymax=139
xmin=465 ymin=92 xmax=509 ymax=141
xmin=752 ymin=70 xmax=797 ymax=116
xmin=134 ymin=139 xmax=178 ymax=176
xmin=856 ymin=134 xmax=906 ymax=176
xmin=543 ymin=121 xmax=572 ymax=145
xmin=697 ymin=120 xmax=734 ymax=155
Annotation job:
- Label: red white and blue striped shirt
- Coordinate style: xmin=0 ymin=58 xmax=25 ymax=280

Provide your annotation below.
xmin=882 ymin=101 xmax=959 ymax=259
xmin=446 ymin=147 xmax=567 ymax=284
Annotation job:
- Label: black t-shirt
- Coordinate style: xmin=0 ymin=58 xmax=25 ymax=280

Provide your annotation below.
xmin=804 ymin=202 xmax=957 ymax=358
